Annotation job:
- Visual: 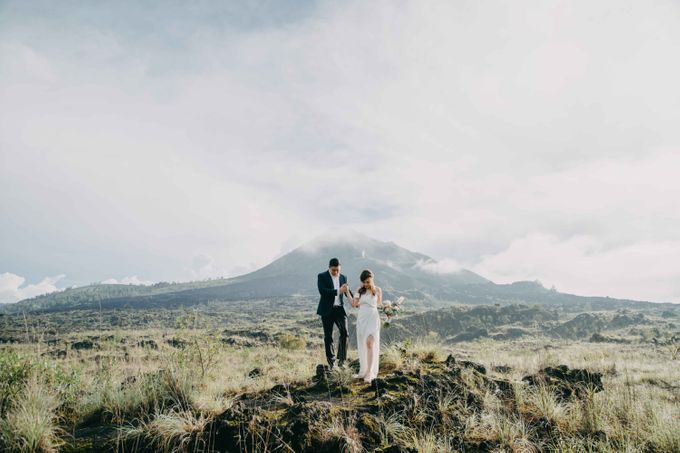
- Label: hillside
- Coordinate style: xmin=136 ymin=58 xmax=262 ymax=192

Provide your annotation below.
xmin=2 ymin=232 xmax=670 ymax=313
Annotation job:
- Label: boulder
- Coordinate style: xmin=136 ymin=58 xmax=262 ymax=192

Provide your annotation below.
xmin=522 ymin=365 xmax=604 ymax=399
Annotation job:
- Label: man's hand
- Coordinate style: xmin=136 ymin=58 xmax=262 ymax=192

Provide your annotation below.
xmin=340 ymin=283 xmax=349 ymax=294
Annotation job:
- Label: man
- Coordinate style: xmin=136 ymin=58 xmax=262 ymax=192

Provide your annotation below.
xmin=317 ymin=257 xmax=353 ymax=369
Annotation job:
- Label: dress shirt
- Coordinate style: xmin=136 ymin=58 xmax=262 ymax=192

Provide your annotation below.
xmin=331 ymin=271 xmax=341 ymax=306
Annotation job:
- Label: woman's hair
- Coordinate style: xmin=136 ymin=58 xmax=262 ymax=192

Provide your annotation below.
xmin=358 ymin=269 xmax=376 ymax=296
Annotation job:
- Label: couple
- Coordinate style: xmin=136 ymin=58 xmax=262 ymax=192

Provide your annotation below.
xmin=317 ymin=257 xmax=382 ymax=383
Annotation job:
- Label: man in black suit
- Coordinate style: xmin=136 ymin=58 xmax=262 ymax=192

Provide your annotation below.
xmin=317 ymin=257 xmax=352 ymax=369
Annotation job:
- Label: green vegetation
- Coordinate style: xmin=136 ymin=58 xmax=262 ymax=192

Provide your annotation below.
xmin=0 ymin=300 xmax=678 ymax=452
xmin=6 ymin=235 xmax=676 ymax=315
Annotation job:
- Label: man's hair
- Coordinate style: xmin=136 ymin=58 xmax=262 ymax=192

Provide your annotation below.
xmin=329 ymin=257 xmax=340 ymax=267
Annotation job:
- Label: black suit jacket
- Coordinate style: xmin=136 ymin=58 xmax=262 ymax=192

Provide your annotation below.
xmin=317 ymin=271 xmax=353 ymax=317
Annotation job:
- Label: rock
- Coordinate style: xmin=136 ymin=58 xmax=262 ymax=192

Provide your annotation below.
xmin=490 ymin=327 xmax=530 ymax=341
xmin=166 ymin=338 xmax=187 ymax=348
xmin=285 ymin=401 xmax=335 ymax=451
xmin=492 ymin=365 xmax=512 ymax=373
xmin=313 ymin=364 xmax=331 ymax=385
xmin=137 ymin=339 xmax=158 ymax=349
xmin=222 ymin=329 xmax=274 ymax=343
xmin=522 ymin=365 xmax=604 ymax=399
xmin=42 ymin=349 xmax=67 ymax=359
xmin=589 ymin=333 xmax=630 ymax=344
xmin=121 ymin=375 xmax=137 ymax=389
xmin=204 ymin=356 xmax=603 ymax=452
xmin=221 ymin=336 xmax=258 ymax=347
xmin=347 ymin=358 xmax=361 ymax=372
xmin=72 ymin=340 xmax=96 ymax=350
xmin=356 ymin=413 xmax=382 ymax=445
xmin=459 ymin=360 xmax=487 ymax=375
xmin=609 ymin=313 xmax=647 ymax=328
xmin=491 ymin=378 xmax=515 ymax=397
xmin=590 ymin=332 xmax=607 ymax=342
xmin=451 ymin=328 xmax=489 ymax=343
xmin=375 ymin=446 xmax=418 ymax=453
xmin=550 ymin=313 xmax=607 ymax=339
xmin=370 ymin=378 xmax=389 ymax=397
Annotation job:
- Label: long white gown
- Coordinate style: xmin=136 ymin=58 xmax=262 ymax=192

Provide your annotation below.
xmin=356 ymin=291 xmax=381 ymax=381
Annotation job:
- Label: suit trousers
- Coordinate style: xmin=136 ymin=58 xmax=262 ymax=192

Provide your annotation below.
xmin=321 ymin=305 xmax=348 ymax=367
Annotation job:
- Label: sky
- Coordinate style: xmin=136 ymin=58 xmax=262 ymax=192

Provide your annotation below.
xmin=1 ymin=0 xmax=679 ymax=304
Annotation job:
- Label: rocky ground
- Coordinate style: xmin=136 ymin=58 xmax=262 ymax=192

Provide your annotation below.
xmin=108 ymin=353 xmax=605 ymax=453
xmin=2 ymin=303 xmax=678 ymax=452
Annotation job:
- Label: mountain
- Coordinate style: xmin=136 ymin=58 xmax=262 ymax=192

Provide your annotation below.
xmin=2 ymin=232 xmax=671 ymax=313
xmin=235 ymin=230 xmax=490 ymax=291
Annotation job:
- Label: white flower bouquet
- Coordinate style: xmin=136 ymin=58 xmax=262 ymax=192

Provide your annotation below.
xmin=381 ymin=296 xmax=404 ymax=326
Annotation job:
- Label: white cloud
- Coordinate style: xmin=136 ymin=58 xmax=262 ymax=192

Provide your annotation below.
xmin=472 ymin=234 xmax=680 ymax=303
xmin=1 ymin=0 xmax=679 ymax=302
xmin=0 ymin=272 xmax=66 ymax=303
xmin=415 ymin=258 xmax=463 ymax=275
xmin=184 ymin=253 xmax=227 ymax=280
xmin=298 ymin=229 xmax=369 ymax=254
xmin=101 ymin=276 xmax=154 ymax=286
xmin=0 ymin=42 xmax=56 ymax=82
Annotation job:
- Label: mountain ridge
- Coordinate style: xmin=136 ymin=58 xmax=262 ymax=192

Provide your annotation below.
xmin=2 ymin=233 xmax=672 ymax=312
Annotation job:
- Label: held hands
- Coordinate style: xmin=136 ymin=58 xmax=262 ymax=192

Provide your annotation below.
xmin=339 ymin=283 xmax=349 ymax=294
xmin=351 ymin=287 xmax=360 ymax=308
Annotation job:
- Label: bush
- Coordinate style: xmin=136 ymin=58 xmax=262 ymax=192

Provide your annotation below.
xmin=0 ymin=351 xmax=33 ymax=418
xmin=278 ymin=334 xmax=306 ymax=350
xmin=0 ymin=376 xmax=64 ymax=453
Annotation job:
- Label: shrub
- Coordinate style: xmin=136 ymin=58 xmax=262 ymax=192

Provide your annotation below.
xmin=278 ymin=334 xmax=306 ymax=350
xmin=0 ymin=376 xmax=64 ymax=453
xmin=0 ymin=351 xmax=33 ymax=418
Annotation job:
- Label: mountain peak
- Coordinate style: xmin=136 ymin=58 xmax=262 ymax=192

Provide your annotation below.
xmin=242 ymin=232 xmax=492 ymax=292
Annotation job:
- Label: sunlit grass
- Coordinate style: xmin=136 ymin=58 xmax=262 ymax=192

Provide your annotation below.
xmin=0 ymin=325 xmax=678 ymax=452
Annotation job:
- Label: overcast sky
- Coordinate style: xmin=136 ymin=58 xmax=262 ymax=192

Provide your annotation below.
xmin=1 ymin=0 xmax=679 ymax=303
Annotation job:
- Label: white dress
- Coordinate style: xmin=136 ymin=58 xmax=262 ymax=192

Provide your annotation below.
xmin=356 ymin=291 xmax=381 ymax=380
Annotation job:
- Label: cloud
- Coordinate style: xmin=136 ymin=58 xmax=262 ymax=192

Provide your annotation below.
xmin=472 ymin=234 xmax=680 ymax=303
xmin=184 ymin=253 xmax=226 ymax=280
xmin=0 ymin=272 xmax=66 ymax=303
xmin=101 ymin=276 xmax=154 ymax=286
xmin=1 ymin=0 xmax=679 ymax=302
xmin=415 ymin=258 xmax=463 ymax=274
xmin=298 ymin=229 xmax=370 ymax=254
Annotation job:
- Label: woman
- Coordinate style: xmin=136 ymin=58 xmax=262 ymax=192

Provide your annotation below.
xmin=351 ymin=269 xmax=382 ymax=383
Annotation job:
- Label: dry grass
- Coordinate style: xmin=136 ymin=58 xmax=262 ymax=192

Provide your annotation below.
xmin=0 ymin=376 xmax=64 ymax=453
xmin=1 ymin=328 xmax=679 ymax=452
xmin=121 ymin=407 xmax=208 ymax=453
xmin=454 ymin=337 xmax=680 ymax=451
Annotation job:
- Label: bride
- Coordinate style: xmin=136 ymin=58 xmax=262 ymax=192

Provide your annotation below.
xmin=351 ymin=269 xmax=382 ymax=383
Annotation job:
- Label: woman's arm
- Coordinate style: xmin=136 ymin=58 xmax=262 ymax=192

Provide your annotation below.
xmin=352 ymin=288 xmax=361 ymax=308
xmin=376 ymin=287 xmax=382 ymax=307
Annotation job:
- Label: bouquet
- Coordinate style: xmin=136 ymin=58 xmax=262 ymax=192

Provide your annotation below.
xmin=381 ymin=296 xmax=404 ymax=326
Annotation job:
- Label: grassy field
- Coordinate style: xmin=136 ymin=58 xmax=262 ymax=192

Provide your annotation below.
xmin=0 ymin=305 xmax=679 ymax=452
